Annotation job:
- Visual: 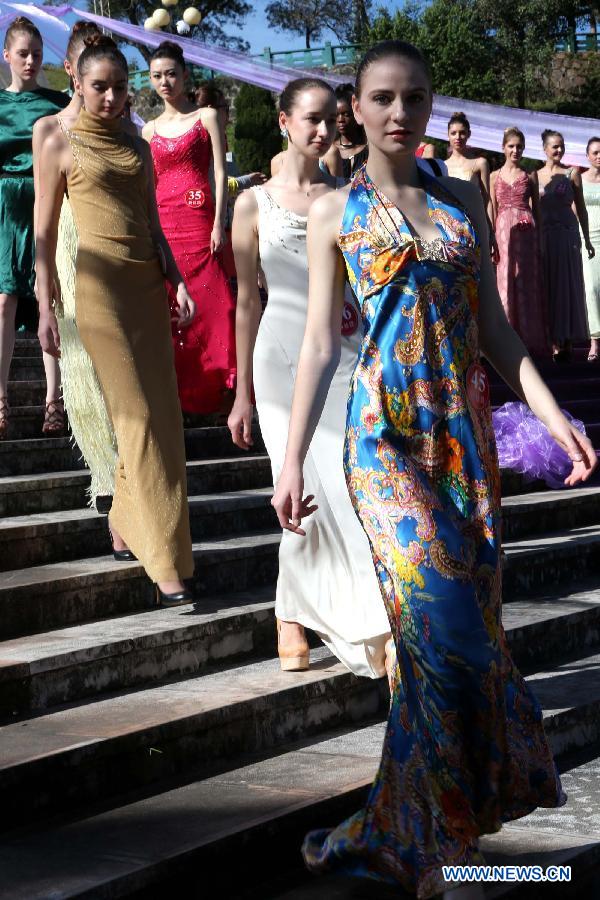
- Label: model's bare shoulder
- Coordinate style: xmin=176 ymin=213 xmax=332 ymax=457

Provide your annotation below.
xmin=308 ymin=187 xmax=348 ymax=242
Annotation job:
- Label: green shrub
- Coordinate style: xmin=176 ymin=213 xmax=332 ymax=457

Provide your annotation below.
xmin=233 ymin=83 xmax=282 ymax=174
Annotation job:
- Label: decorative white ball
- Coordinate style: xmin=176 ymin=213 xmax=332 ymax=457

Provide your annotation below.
xmin=161 ymin=0 xmax=178 ymax=6
xmin=176 ymin=19 xmax=191 ymax=35
xmin=152 ymin=8 xmax=171 ymax=26
xmin=144 ymin=17 xmax=159 ymax=29
xmin=182 ymin=7 xmax=202 ymax=25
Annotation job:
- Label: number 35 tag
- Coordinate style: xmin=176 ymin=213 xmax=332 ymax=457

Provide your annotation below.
xmin=466 ymin=362 xmax=489 ymax=411
xmin=184 ymin=189 xmax=205 ymax=208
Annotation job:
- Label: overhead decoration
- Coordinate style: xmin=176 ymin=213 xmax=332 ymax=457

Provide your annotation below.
xmin=161 ymin=0 xmax=178 ymax=6
xmin=143 ymin=17 xmax=159 ymax=30
xmin=151 ymin=7 xmax=170 ymax=27
xmin=176 ymin=19 xmax=191 ymax=35
xmin=182 ymin=7 xmax=201 ymax=26
xmin=0 ymin=2 xmax=595 ymax=166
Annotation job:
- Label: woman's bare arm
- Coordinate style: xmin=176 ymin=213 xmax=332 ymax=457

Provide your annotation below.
xmin=571 ymin=168 xmax=594 ymax=256
xmin=227 ymin=189 xmax=261 ymax=449
xmin=271 ymin=189 xmax=349 ymax=531
xmin=200 ymin=106 xmax=228 ymax=252
xmin=448 ymin=177 xmax=596 ymax=484
xmin=35 ymin=131 xmax=69 ymax=357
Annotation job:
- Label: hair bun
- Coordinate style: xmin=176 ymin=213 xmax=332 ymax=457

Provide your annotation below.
xmin=71 ymin=20 xmax=100 ymax=37
xmin=83 ymin=32 xmax=116 ymax=50
xmin=157 ymin=40 xmax=184 ymax=59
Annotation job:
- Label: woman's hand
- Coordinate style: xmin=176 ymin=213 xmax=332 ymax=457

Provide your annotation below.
xmin=38 ymin=310 xmax=61 ymax=358
xmin=271 ymin=462 xmax=318 ymax=536
xmin=586 ymin=239 xmax=596 ymax=260
xmin=227 ymin=395 xmax=254 ymax=450
xmin=248 ymin=172 xmax=267 ymax=186
xmin=172 ymin=284 xmax=196 ymax=328
xmin=546 ymin=411 xmax=598 ymax=486
xmin=210 ymin=223 xmax=225 ymax=254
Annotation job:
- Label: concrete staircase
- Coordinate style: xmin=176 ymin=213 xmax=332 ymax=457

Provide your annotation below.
xmin=0 ymin=339 xmax=599 ymax=899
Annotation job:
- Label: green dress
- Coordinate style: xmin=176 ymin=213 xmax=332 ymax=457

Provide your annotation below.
xmin=0 ymin=87 xmax=69 ymax=328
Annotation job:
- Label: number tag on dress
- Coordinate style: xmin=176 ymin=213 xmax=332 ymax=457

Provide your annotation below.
xmin=184 ymin=189 xmax=205 ymax=208
xmin=342 ymin=301 xmax=359 ymax=336
xmin=466 ymin=362 xmax=490 ymax=411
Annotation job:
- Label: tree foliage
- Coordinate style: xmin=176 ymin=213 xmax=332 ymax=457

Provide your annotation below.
xmin=232 ymin=83 xmax=281 ymax=173
xmin=102 ymin=0 xmax=251 ymax=62
xmin=265 ymin=0 xmax=370 ymax=48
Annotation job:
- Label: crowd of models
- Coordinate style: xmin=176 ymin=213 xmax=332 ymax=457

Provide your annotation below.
xmin=1 ymin=17 xmax=599 ymax=898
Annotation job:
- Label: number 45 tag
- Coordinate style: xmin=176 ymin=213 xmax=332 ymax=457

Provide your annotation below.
xmin=466 ymin=362 xmax=489 ymax=411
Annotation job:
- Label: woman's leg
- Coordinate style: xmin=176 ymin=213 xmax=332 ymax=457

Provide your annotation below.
xmin=0 ymin=293 xmax=17 ymax=436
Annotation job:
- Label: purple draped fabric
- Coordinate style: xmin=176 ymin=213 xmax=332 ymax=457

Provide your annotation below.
xmin=492 ymin=402 xmax=586 ymax=489
xmin=1 ymin=2 xmax=596 ymax=164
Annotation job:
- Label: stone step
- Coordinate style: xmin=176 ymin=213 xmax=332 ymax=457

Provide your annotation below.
xmin=0 ymin=531 xmax=280 ymax=639
xmin=0 ymin=581 xmax=598 ymax=718
xmin=7 ymin=356 xmax=44 ymax=381
xmin=0 ymin=425 xmax=265 ymax=477
xmin=2 ymin=523 xmax=600 ymax=641
xmin=0 ymin=455 xmax=273 ymax=517
xmin=0 ymin=705 xmax=598 ymax=898
xmin=0 ymin=488 xmax=278 ymax=571
xmin=13 ymin=337 xmax=42 ymax=358
xmin=0 ymin=404 xmax=48 ymax=440
xmin=0 ymin=647 xmax=389 ymax=829
xmin=6 ymin=378 xmax=45 ymax=408
xmin=2 ymin=483 xmax=598 ymax=573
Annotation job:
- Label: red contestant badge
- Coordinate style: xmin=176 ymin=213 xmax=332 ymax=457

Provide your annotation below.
xmin=342 ymin=301 xmax=359 ymax=336
xmin=184 ymin=189 xmax=205 ymax=209
xmin=466 ymin=362 xmax=490 ymax=412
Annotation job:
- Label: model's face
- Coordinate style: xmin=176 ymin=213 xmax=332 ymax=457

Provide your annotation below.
xmin=80 ymin=59 xmax=128 ymax=118
xmin=353 ymin=57 xmax=431 ymax=157
xmin=149 ymin=57 xmax=185 ymax=101
xmin=336 ymin=99 xmax=353 ymax=136
xmin=3 ymin=33 xmax=43 ymax=82
xmin=504 ymin=138 xmax=524 ymax=163
xmin=587 ymin=141 xmax=600 ymax=171
xmin=280 ymin=88 xmax=337 ymax=158
xmin=544 ymin=136 xmax=564 ymax=163
xmin=448 ymin=123 xmax=469 ymax=151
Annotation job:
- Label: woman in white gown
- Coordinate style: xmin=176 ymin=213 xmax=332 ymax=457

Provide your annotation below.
xmin=228 ymin=78 xmax=389 ymax=679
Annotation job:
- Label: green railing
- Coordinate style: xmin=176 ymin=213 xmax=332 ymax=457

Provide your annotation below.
xmin=255 ymin=42 xmax=360 ymax=69
xmin=556 ymin=30 xmax=599 ymax=53
xmin=128 ymin=65 xmax=215 ymax=90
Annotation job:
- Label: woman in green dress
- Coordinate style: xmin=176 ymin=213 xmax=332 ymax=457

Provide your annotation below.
xmin=0 ymin=16 xmax=69 ymax=438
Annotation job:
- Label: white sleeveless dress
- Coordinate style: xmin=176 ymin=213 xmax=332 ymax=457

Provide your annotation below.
xmin=252 ymin=186 xmax=389 ymax=679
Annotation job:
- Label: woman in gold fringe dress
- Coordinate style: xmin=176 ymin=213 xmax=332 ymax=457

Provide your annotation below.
xmin=33 ymin=21 xmax=117 ymax=509
xmin=35 ymin=34 xmax=195 ymax=605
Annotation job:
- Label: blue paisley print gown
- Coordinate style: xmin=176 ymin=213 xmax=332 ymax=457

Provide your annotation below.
xmin=302 ymin=168 xmax=565 ymax=898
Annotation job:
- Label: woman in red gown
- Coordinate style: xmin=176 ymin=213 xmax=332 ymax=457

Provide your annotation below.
xmin=143 ymin=41 xmax=236 ymax=414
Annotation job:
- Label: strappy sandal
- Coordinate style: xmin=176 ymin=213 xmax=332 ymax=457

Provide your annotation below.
xmin=42 ymin=399 xmax=65 ymax=435
xmin=0 ymin=397 xmax=9 ymax=440
xmin=587 ymin=352 xmax=600 ymax=364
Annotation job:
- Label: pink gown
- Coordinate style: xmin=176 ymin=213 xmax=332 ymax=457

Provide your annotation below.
xmin=150 ymin=118 xmax=236 ymax=414
xmin=494 ymin=171 xmax=550 ymax=357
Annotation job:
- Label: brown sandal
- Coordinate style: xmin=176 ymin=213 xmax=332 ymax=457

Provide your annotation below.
xmin=0 ymin=397 xmax=9 ymax=440
xmin=42 ymin=399 xmax=65 ymax=435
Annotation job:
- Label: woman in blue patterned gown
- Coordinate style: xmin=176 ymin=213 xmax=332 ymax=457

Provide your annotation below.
xmin=272 ymin=41 xmax=597 ymax=899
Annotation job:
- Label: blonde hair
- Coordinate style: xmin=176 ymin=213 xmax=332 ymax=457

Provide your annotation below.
xmin=502 ymin=126 xmax=525 ymax=147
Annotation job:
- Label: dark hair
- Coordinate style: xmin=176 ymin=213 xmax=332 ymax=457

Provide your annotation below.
xmin=195 ymin=81 xmax=223 ymax=108
xmin=541 ymin=128 xmax=563 ymax=146
xmin=4 ymin=15 xmax=42 ymax=50
xmin=77 ymin=33 xmax=128 ymax=79
xmin=279 ymin=77 xmax=334 ymax=115
xmin=503 ymin=125 xmax=525 ymax=147
xmin=66 ymin=21 xmax=101 ymax=63
xmin=355 ymin=40 xmax=431 ymax=98
xmin=149 ymin=40 xmax=185 ymax=69
xmin=587 ymin=135 xmax=600 ymax=153
xmin=334 ymin=82 xmax=354 ymax=105
xmin=448 ymin=111 xmax=470 ymax=133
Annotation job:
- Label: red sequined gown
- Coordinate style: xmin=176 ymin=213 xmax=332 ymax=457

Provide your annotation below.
xmin=150 ymin=118 xmax=236 ymax=413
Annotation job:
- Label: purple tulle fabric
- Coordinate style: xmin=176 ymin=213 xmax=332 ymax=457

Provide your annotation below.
xmin=493 ymin=402 xmax=586 ymax=489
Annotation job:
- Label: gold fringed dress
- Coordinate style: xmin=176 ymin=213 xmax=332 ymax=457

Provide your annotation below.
xmin=55 ymin=193 xmax=117 ymax=504
xmin=63 ymin=109 xmax=193 ymax=583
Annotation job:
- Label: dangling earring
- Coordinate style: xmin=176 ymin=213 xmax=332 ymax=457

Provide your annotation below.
xmin=280 ymin=126 xmax=288 ymax=138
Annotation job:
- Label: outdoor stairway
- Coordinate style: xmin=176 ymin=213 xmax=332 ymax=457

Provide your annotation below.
xmin=0 ymin=339 xmax=599 ymax=899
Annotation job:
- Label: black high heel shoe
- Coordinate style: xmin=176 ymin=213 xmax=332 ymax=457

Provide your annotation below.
xmin=107 ymin=520 xmax=137 ymax=562
xmin=155 ymin=585 xmax=193 ymax=608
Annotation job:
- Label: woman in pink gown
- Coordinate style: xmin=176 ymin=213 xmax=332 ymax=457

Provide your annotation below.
xmin=143 ymin=42 xmax=236 ymax=414
xmin=491 ymin=127 xmax=549 ymax=357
